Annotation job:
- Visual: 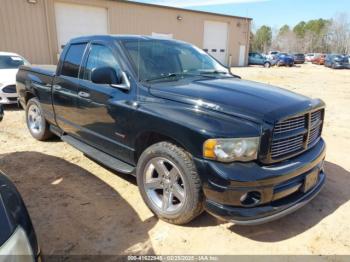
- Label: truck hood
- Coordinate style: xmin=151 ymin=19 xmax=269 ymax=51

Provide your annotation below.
xmin=149 ymin=77 xmax=322 ymax=124
xmin=0 ymin=69 xmax=18 ymax=86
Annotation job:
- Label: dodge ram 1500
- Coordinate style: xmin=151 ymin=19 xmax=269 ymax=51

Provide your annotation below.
xmin=17 ymin=35 xmax=326 ymax=225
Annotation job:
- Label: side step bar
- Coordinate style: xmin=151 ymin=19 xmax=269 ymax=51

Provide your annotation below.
xmin=61 ymin=135 xmax=135 ymax=175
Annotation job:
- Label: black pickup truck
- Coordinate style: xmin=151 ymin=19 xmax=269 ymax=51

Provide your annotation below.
xmin=17 ymin=35 xmax=326 ymax=225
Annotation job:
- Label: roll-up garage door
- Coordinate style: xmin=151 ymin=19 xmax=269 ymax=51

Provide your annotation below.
xmin=203 ymin=21 xmax=228 ymax=65
xmin=55 ymin=3 xmax=108 ymax=52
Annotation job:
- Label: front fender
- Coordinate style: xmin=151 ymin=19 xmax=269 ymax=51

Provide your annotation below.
xmin=133 ymin=100 xmax=261 ymax=158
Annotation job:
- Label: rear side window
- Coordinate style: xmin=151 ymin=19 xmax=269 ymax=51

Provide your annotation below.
xmin=83 ymin=44 xmax=120 ymax=81
xmin=61 ymin=43 xmax=87 ymax=78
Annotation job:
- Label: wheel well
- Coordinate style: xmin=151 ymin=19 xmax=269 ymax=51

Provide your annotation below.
xmin=24 ymin=92 xmax=36 ymax=105
xmin=134 ymin=132 xmax=184 ymax=162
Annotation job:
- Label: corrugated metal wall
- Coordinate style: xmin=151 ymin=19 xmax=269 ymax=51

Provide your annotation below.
xmin=0 ymin=0 xmax=51 ymax=64
xmin=0 ymin=0 xmax=250 ymax=65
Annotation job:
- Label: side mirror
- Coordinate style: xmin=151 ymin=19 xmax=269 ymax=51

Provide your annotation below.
xmin=0 ymin=104 xmax=4 ymax=122
xmin=91 ymin=67 xmax=120 ymax=85
xmin=111 ymin=71 xmax=131 ymax=91
xmin=91 ymin=67 xmax=130 ymax=91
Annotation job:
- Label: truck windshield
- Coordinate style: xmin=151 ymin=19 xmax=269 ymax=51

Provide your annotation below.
xmin=0 ymin=56 xmax=27 ymax=69
xmin=121 ymin=39 xmax=230 ymax=82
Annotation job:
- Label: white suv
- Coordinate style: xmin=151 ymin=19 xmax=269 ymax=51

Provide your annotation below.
xmin=0 ymin=52 xmax=30 ymax=104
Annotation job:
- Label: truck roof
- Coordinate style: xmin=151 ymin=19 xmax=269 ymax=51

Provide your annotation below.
xmin=69 ymin=34 xmax=186 ymax=44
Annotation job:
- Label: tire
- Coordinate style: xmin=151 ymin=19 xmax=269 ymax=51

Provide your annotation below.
xmin=26 ymin=97 xmax=53 ymax=141
xmin=263 ymin=62 xmax=271 ymax=68
xmin=136 ymin=142 xmax=203 ymax=225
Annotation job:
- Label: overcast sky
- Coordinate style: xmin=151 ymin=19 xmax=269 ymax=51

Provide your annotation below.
xmin=130 ymin=0 xmax=350 ymax=29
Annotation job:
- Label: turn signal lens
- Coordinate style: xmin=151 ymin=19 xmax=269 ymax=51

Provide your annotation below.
xmin=203 ymin=139 xmax=217 ymax=158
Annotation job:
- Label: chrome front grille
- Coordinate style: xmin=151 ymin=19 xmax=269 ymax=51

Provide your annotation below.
xmin=270 ymin=109 xmax=324 ymax=160
xmin=271 ymin=134 xmax=304 ymax=158
xmin=273 ymin=115 xmax=306 ymax=134
xmin=308 ymin=126 xmax=321 ymax=146
xmin=311 ymin=110 xmax=322 ymax=126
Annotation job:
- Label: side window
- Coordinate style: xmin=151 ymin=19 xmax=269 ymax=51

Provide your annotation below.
xmin=178 ymin=48 xmax=212 ymax=71
xmin=83 ymin=44 xmax=120 ymax=81
xmin=61 ymin=43 xmax=87 ymax=78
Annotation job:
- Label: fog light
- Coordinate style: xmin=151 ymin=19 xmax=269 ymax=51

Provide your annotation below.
xmin=240 ymin=191 xmax=261 ymax=207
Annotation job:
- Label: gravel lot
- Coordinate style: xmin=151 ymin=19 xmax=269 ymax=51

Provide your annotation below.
xmin=0 ymin=63 xmax=349 ymax=256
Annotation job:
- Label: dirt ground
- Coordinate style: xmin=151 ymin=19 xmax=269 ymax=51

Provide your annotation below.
xmin=0 ymin=63 xmax=350 ymax=256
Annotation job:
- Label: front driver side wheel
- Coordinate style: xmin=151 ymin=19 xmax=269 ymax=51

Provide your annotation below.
xmin=136 ymin=142 xmax=203 ymax=225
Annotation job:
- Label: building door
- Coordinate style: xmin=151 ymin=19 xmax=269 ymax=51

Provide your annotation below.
xmin=54 ymin=3 xmax=108 ymax=52
xmin=239 ymin=45 xmax=246 ymax=66
xmin=203 ymin=21 xmax=228 ymax=65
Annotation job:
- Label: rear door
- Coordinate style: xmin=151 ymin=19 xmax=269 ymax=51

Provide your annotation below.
xmin=75 ymin=41 xmax=136 ymax=162
xmin=53 ymin=43 xmax=88 ymax=134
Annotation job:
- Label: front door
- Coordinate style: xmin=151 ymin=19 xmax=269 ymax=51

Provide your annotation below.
xmin=239 ymin=45 xmax=246 ymax=66
xmin=76 ymin=42 xmax=136 ymax=163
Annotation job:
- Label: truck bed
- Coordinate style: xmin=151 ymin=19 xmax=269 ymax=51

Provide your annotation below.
xmin=19 ymin=65 xmax=56 ymax=77
xmin=17 ymin=65 xmax=57 ymax=124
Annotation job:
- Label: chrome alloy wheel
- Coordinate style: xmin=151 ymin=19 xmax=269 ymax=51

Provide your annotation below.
xmin=144 ymin=157 xmax=186 ymax=214
xmin=27 ymin=104 xmax=42 ymax=134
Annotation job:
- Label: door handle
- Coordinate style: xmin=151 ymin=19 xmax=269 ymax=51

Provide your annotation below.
xmin=78 ymin=91 xmax=90 ymax=98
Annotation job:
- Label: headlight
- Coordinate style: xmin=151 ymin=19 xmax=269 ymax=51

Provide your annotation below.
xmin=0 ymin=226 xmax=34 ymax=260
xmin=203 ymin=137 xmax=260 ymax=162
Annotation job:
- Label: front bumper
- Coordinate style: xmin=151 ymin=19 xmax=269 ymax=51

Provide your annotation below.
xmin=0 ymin=91 xmax=18 ymax=104
xmin=294 ymin=59 xmax=305 ymax=64
xmin=195 ymin=138 xmax=326 ymax=225
xmin=332 ymin=63 xmax=350 ymax=69
xmin=278 ymin=60 xmax=294 ymax=66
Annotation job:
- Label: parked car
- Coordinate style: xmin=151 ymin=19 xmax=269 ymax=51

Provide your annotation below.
xmin=17 ymin=35 xmax=326 ymax=225
xmin=324 ymin=54 xmax=350 ymax=69
xmin=293 ymin=53 xmax=305 ymax=64
xmin=276 ymin=53 xmax=294 ymax=67
xmin=0 ymin=105 xmax=40 ymax=261
xmin=305 ymin=53 xmax=317 ymax=62
xmin=248 ymin=52 xmax=276 ymax=68
xmin=312 ymin=54 xmax=326 ymax=65
xmin=0 ymin=52 xmax=30 ymax=104
xmin=267 ymin=51 xmax=279 ymax=60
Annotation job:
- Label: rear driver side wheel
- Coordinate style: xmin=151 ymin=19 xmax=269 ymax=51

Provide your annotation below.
xmin=136 ymin=142 xmax=203 ymax=225
xmin=26 ymin=98 xmax=53 ymax=141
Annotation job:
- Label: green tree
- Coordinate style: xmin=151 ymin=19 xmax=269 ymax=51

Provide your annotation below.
xmin=249 ymin=31 xmax=255 ymax=52
xmin=252 ymin=25 xmax=272 ymax=53
xmin=293 ymin=21 xmax=306 ymax=38
xmin=279 ymin=24 xmax=290 ymax=36
xmin=305 ymin=19 xmax=329 ymax=35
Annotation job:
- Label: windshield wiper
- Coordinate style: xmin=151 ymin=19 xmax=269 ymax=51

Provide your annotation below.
xmin=144 ymin=73 xmax=182 ymax=83
xmin=198 ymin=69 xmax=228 ymax=75
xmin=197 ymin=69 xmax=241 ymax=79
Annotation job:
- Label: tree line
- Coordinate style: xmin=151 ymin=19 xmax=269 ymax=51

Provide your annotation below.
xmin=250 ymin=13 xmax=350 ymax=54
